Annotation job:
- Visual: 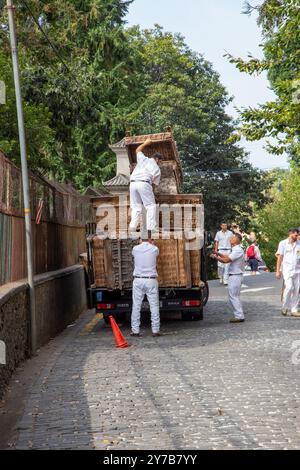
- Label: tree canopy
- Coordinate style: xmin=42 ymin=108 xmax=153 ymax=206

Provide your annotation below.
xmin=127 ymin=26 xmax=269 ymax=229
xmin=254 ymin=167 xmax=300 ymax=270
xmin=226 ymin=0 xmax=300 ymax=162
xmin=0 ymin=1 xmax=270 ymax=229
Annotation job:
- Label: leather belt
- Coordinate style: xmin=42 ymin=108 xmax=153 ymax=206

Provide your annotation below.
xmin=229 ymin=273 xmax=243 ymax=276
xmin=134 ymin=276 xmax=157 ymax=279
xmin=130 ymin=180 xmax=151 ymax=185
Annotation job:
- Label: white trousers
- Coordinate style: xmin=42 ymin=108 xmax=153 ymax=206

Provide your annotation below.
xmin=228 ymin=274 xmax=244 ymax=319
xmin=282 ymin=272 xmax=300 ymax=313
xmin=131 ymin=278 xmax=160 ymax=334
xmin=218 ymin=250 xmax=231 ymax=283
xmin=129 ymin=182 xmax=157 ymax=231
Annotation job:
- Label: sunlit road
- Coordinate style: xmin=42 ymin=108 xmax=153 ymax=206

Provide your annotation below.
xmin=1 ymin=273 xmax=300 ymax=450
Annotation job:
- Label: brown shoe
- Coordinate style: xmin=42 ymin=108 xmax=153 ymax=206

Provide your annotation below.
xmin=130 ymin=332 xmax=143 ymax=337
xmin=229 ymin=318 xmax=245 ymax=323
xmin=152 ymin=332 xmax=165 ymax=337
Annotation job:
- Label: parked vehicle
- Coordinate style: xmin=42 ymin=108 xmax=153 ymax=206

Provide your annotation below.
xmin=82 ymin=131 xmax=209 ymax=323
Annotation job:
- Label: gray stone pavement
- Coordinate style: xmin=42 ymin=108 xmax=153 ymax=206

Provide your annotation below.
xmin=1 ymin=273 xmax=300 ymax=449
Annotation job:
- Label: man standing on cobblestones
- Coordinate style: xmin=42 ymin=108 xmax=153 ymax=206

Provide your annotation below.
xmin=131 ymin=237 xmax=161 ymax=337
xmin=212 ymin=233 xmax=245 ymax=323
xmin=214 ymin=223 xmax=233 ymax=285
xmin=276 ymin=228 xmax=300 ymax=317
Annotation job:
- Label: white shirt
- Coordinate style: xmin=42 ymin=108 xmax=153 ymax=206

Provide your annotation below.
xmin=277 ymin=239 xmax=300 ymax=275
xmin=228 ymin=245 xmax=245 ymax=275
xmin=130 ymin=152 xmax=161 ymax=185
xmin=215 ymin=230 xmax=233 ymax=250
xmin=132 ymin=242 xmax=159 ymax=277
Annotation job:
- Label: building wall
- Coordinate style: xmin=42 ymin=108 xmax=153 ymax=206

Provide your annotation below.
xmin=0 ymin=265 xmax=87 ymax=399
xmin=116 ymin=150 xmax=131 ymax=177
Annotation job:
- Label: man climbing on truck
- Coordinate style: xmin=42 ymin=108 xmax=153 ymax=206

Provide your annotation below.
xmin=129 ymin=137 xmax=162 ymax=238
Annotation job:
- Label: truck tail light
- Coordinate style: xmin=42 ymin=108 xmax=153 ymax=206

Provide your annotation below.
xmin=97 ymin=303 xmax=116 ymax=310
xmin=182 ymin=300 xmax=201 ymax=307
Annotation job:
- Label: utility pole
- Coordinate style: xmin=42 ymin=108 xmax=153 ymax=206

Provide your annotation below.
xmin=6 ymin=0 xmax=36 ymax=354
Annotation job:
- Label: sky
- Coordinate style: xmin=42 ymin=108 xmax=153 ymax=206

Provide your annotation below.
xmin=126 ymin=0 xmax=289 ymax=170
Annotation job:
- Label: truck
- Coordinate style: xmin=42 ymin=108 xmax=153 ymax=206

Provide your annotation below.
xmin=82 ymin=130 xmax=210 ymax=324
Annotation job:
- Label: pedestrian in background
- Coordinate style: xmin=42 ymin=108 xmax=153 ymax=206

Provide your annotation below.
xmin=276 ymin=228 xmax=300 ymax=317
xmin=211 ymin=233 xmax=245 ymax=323
xmin=246 ymin=239 xmax=262 ymax=275
xmin=214 ymin=222 xmax=233 ymax=285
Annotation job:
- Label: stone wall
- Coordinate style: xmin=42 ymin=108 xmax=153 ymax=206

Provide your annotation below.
xmin=0 ymin=265 xmax=87 ymax=399
xmin=0 ymin=284 xmax=30 ymax=399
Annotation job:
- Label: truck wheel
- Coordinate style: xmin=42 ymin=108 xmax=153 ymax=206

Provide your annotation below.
xmin=181 ymin=311 xmax=192 ymax=321
xmin=202 ymin=282 xmax=209 ymax=306
xmin=192 ymin=308 xmax=203 ymax=321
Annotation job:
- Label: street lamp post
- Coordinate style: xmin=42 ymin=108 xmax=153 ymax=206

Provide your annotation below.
xmin=6 ymin=0 xmax=37 ymax=354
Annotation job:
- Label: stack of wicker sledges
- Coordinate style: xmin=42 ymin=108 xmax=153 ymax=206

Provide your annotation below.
xmin=89 ymin=128 xmax=204 ymax=291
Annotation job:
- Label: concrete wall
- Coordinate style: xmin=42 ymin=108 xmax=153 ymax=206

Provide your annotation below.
xmin=0 ymin=265 xmax=87 ymax=399
xmin=116 ymin=148 xmax=131 ymax=177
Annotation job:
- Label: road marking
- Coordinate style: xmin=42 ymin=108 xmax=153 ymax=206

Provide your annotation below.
xmin=241 ymin=287 xmax=275 ymax=293
xmin=80 ymin=313 xmax=103 ymax=335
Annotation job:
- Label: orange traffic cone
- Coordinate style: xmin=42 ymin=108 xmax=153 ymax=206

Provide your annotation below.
xmin=109 ymin=315 xmax=129 ymax=349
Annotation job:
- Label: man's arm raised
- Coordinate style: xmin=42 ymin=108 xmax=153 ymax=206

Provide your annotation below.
xmin=136 ymin=137 xmax=152 ymax=155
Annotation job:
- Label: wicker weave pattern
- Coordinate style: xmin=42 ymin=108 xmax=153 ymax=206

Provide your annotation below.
xmin=91 ymin=235 xmax=202 ymax=289
xmin=93 ymin=194 xmax=203 ymax=232
xmin=125 ymin=132 xmax=183 ymax=184
xmin=89 ymin=129 xmax=203 ymax=290
xmin=92 ymin=236 xmax=106 ymax=287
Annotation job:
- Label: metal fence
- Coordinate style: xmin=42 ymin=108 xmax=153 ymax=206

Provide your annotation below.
xmin=0 ymin=150 xmax=94 ymax=286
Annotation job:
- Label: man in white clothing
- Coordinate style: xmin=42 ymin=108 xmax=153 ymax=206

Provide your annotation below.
xmin=212 ymin=233 xmax=245 ymax=323
xmin=131 ymin=238 xmax=162 ymax=337
xmin=276 ymin=228 xmax=300 ymax=317
xmin=214 ymin=223 xmax=233 ymax=285
xmin=129 ymin=137 xmax=162 ymax=237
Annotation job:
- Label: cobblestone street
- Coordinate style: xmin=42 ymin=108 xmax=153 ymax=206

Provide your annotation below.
xmin=1 ymin=273 xmax=300 ymax=450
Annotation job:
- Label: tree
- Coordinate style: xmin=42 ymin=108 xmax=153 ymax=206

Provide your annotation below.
xmin=127 ymin=26 xmax=269 ymax=230
xmin=0 ymin=0 xmax=138 ymax=187
xmin=254 ymin=167 xmax=300 ymax=270
xmin=0 ymin=3 xmax=271 ymax=228
xmin=0 ymin=51 xmax=54 ymax=169
xmin=226 ymin=0 xmax=300 ymax=162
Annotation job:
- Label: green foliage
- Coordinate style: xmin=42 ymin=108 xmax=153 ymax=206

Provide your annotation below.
xmin=1 ymin=0 xmax=136 ymax=186
xmin=0 ymin=51 xmax=54 ymax=169
xmin=0 ymin=2 xmax=271 ymax=230
xmin=226 ymin=0 xmax=300 ymax=161
xmin=126 ymin=27 xmax=269 ymax=230
xmin=255 ymin=168 xmax=300 ymax=270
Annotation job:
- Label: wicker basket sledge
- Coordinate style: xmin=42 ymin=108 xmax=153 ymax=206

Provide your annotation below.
xmin=82 ymin=129 xmax=204 ymax=291
xmin=90 ymin=234 xmax=202 ymax=289
xmin=125 ymin=129 xmax=183 ymax=187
